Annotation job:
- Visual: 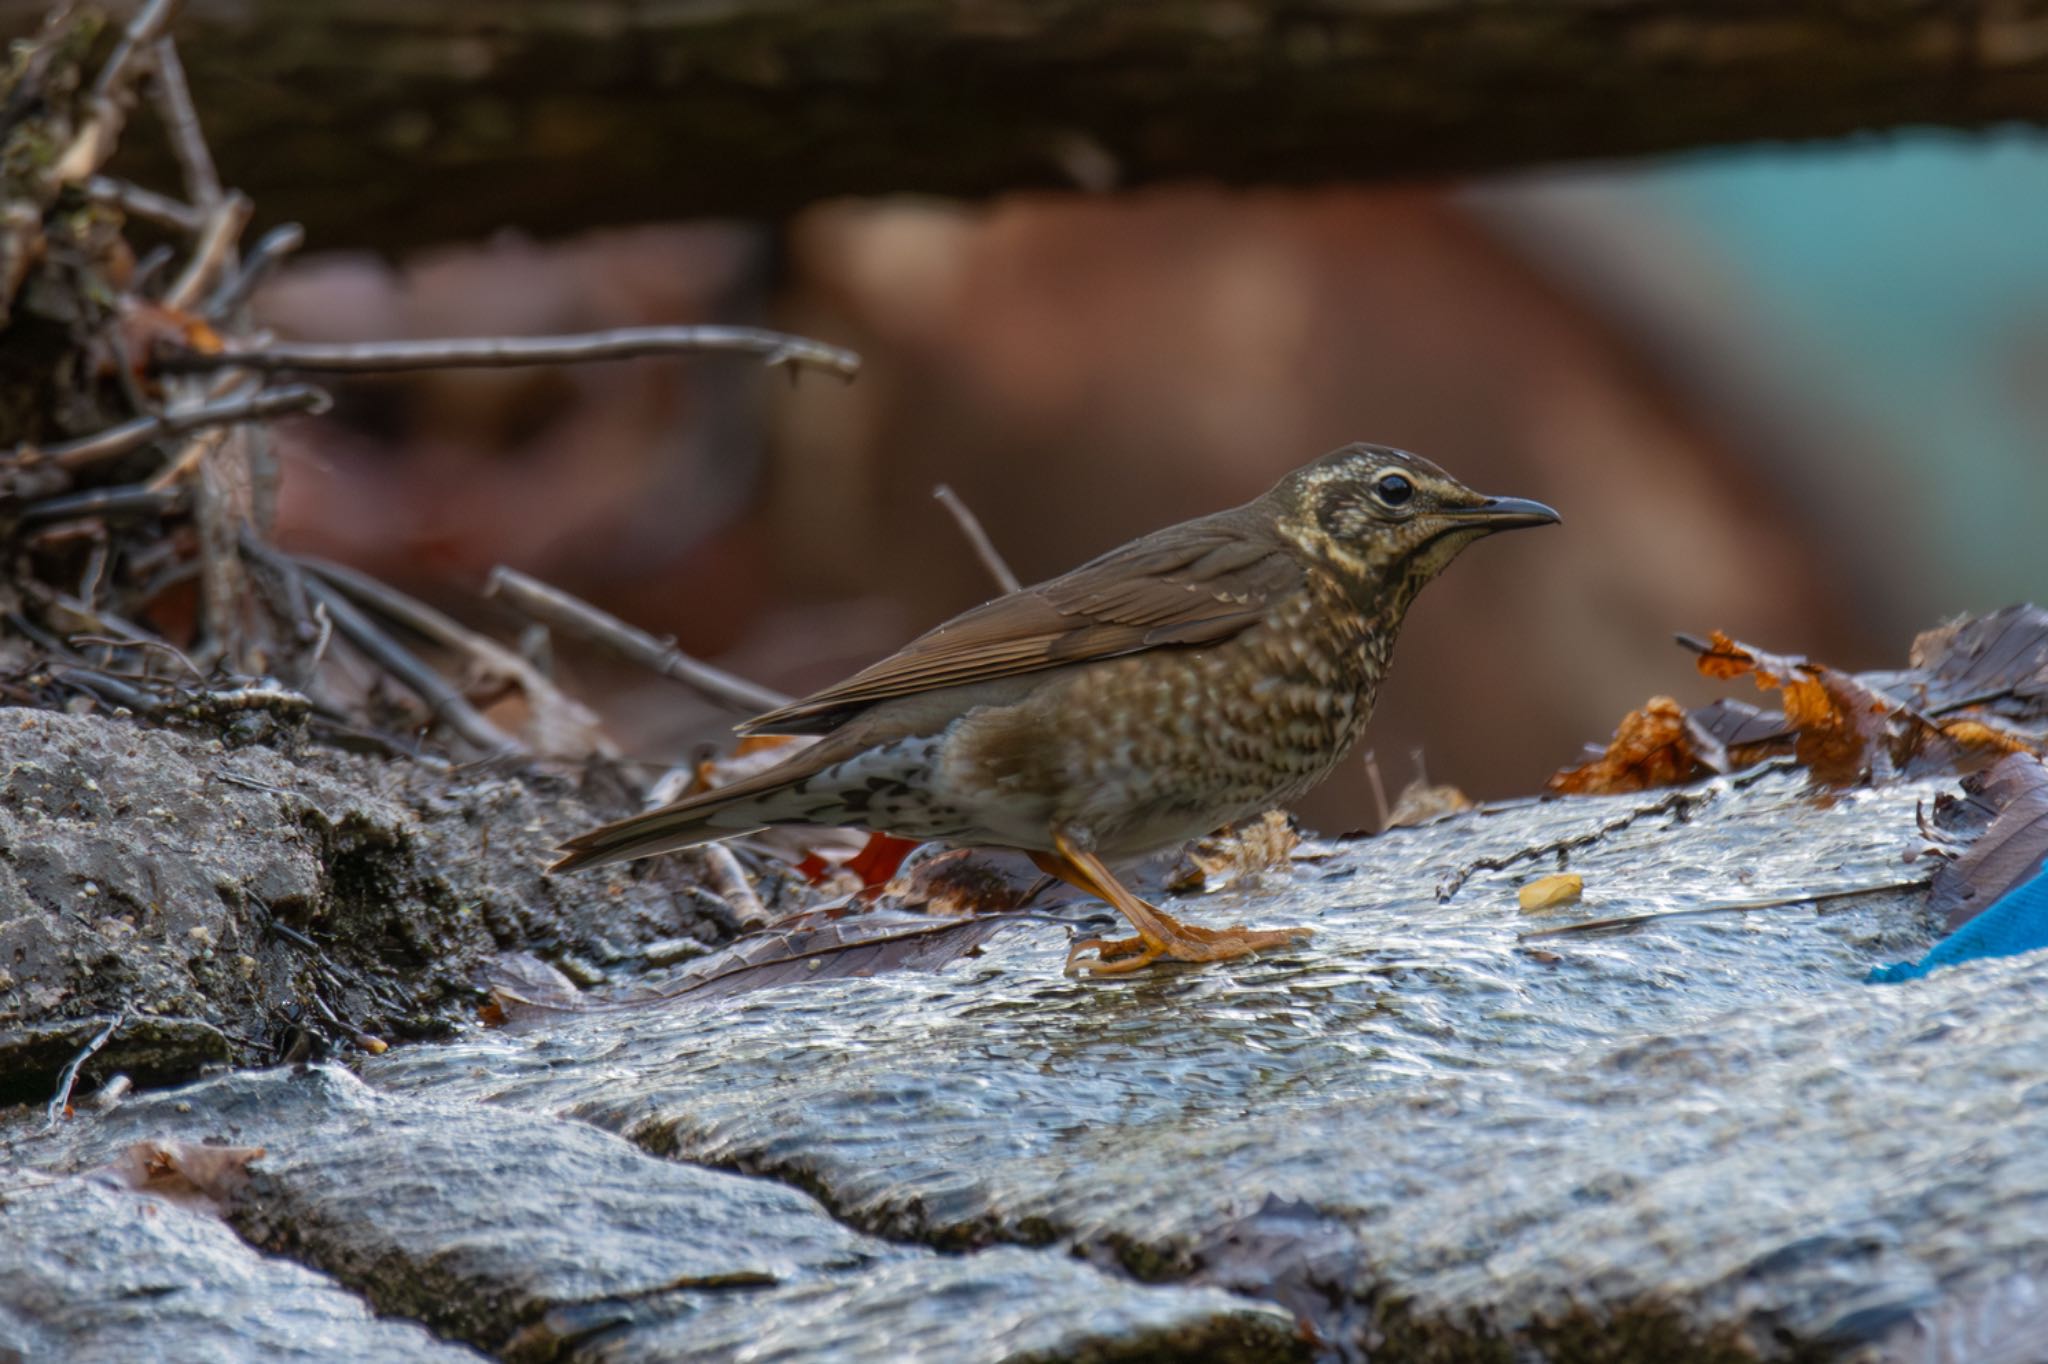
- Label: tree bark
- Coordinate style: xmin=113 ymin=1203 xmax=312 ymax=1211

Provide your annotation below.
xmin=12 ymin=0 xmax=2048 ymax=247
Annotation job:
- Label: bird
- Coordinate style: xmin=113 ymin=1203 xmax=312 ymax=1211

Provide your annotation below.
xmin=553 ymin=444 xmax=1558 ymax=974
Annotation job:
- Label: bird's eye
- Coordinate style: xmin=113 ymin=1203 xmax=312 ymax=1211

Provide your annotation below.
xmin=1373 ymin=472 xmax=1414 ymax=507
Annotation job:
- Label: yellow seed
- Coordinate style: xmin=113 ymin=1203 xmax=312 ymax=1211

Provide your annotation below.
xmin=1519 ymin=873 xmax=1584 ymax=912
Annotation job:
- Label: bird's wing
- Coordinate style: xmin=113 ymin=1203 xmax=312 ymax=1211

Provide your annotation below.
xmin=740 ymin=511 xmax=1301 ymax=735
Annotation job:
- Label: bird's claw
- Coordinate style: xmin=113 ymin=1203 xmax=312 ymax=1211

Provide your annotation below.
xmin=1063 ymin=922 xmax=1312 ymax=976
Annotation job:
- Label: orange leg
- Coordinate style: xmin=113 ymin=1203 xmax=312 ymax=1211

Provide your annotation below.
xmin=1029 ymin=833 xmax=1312 ymax=975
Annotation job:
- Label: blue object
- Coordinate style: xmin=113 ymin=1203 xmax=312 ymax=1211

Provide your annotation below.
xmin=1869 ymin=868 xmax=2048 ymax=983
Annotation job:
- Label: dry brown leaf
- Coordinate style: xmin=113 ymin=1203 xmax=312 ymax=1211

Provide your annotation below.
xmin=1937 ymin=717 xmax=2034 ymax=757
xmin=652 ymin=911 xmax=1031 ymax=1002
xmin=1165 ymin=810 xmax=1300 ymax=892
xmin=1384 ymin=776 xmax=1474 ymax=828
xmin=1519 ymin=873 xmax=1584 ymax=911
xmin=97 ymin=1140 xmax=264 ymax=1214
xmin=889 ymin=847 xmax=1044 ymax=915
xmin=1548 ymin=697 xmax=1705 ymax=795
xmin=1926 ymin=753 xmax=2048 ymax=930
xmin=1899 ymin=604 xmax=2048 ymax=714
xmin=1692 ymin=633 xmax=1889 ymax=785
xmin=480 ymin=950 xmax=585 ymax=1028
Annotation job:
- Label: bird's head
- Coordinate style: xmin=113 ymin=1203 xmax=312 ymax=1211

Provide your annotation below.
xmin=1264 ymin=443 xmax=1558 ymax=611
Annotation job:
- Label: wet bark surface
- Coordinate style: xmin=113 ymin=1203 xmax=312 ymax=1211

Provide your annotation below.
xmin=5 ymin=735 xmax=2038 ymax=1361
xmin=0 ymin=708 xmax=726 ymax=1103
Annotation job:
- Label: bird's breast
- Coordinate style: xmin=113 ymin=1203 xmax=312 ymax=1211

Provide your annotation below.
xmin=933 ymin=579 xmax=1390 ymax=855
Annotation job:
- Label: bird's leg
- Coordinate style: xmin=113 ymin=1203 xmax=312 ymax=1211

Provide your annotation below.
xmin=1032 ymin=834 xmax=1313 ymax=975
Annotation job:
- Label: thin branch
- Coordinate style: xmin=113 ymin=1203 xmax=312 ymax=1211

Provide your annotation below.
xmin=932 ymin=483 xmax=1021 ymax=594
xmin=49 ymin=665 xmax=157 ymax=712
xmin=90 ymin=0 xmax=179 ymax=106
xmin=277 ymin=559 xmax=524 ymax=757
xmin=45 ymin=1012 xmax=124 ymax=1130
xmin=694 ymin=842 xmax=770 ymax=932
xmin=295 ymin=553 xmax=609 ymax=760
xmin=51 ymin=0 xmax=181 ymax=183
xmin=1436 ymin=786 xmax=1717 ymax=903
xmin=160 ymin=325 xmax=863 ymax=381
xmin=160 ymin=191 xmax=250 ymax=312
xmin=40 ymin=383 xmax=329 ymax=470
xmin=82 ymin=175 xmax=204 ymax=234
xmin=1517 ymin=877 xmax=1932 ymax=941
xmin=207 ymin=222 xmax=304 ymax=318
xmin=21 ymin=483 xmax=179 ymax=525
xmin=1362 ymin=749 xmax=1389 ymax=831
xmin=146 ymin=36 xmax=220 ymax=208
xmin=68 ymin=632 xmax=205 ymax=681
xmin=485 ymin=565 xmax=791 ymax=715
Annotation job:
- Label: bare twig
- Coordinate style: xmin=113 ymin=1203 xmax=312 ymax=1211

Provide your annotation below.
xmin=307 ymin=599 xmax=334 ymax=671
xmin=271 ymin=559 xmax=522 ymax=757
xmin=1517 ymin=877 xmax=1933 ymax=940
xmin=144 ymin=425 xmax=225 ymax=491
xmin=40 ymin=383 xmax=329 ymax=470
xmin=485 ymin=565 xmax=791 ymax=714
xmin=296 ymin=553 xmax=609 ymax=760
xmin=44 ymin=1012 xmax=123 ymax=1129
xmin=90 ymin=0 xmax=179 ymax=106
xmin=1436 ymin=786 xmax=1717 ymax=903
xmin=146 ymin=36 xmax=221 ymax=207
xmin=161 ymin=191 xmax=251 ymax=312
xmin=207 ymin=223 xmax=304 ymax=319
xmin=932 ymin=483 xmax=1021 ymax=594
xmin=21 ymin=483 xmax=179 ymax=525
xmin=51 ymin=0 xmax=180 ymax=182
xmin=83 ymin=175 xmax=204 ymax=234
xmin=68 ymin=633 xmax=206 ymax=681
xmin=160 ymin=325 xmax=863 ymax=380
xmin=51 ymin=665 xmax=160 ymax=712
xmin=694 ymin=842 xmax=771 ymax=932
xmin=1362 ymin=749 xmax=1389 ymax=831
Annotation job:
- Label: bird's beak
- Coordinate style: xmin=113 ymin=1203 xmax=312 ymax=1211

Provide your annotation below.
xmin=1446 ymin=494 xmax=1560 ymax=530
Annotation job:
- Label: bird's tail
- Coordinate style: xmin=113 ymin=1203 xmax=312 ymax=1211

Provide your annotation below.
xmin=550 ymin=739 xmax=841 ymax=873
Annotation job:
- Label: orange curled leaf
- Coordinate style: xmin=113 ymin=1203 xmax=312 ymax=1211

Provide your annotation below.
xmin=1692 ymin=632 xmax=1943 ymax=786
xmin=1939 ymin=717 xmax=2033 ymax=758
xmin=1549 ymin=697 xmax=1704 ymax=795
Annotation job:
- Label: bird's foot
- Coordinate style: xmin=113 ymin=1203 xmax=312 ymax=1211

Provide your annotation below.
xmin=1064 ymin=912 xmax=1312 ymax=976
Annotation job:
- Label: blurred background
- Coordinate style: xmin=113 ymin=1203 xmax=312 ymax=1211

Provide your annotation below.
xmin=40 ymin=4 xmax=2045 ymax=832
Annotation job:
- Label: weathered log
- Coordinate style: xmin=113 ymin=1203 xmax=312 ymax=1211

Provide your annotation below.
xmin=7 ymin=0 xmax=2047 ymax=246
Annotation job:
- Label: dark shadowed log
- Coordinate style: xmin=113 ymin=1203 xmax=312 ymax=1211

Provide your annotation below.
xmin=6 ymin=0 xmax=2048 ymax=247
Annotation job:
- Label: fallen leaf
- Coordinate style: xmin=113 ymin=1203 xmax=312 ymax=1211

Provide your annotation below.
xmin=1519 ymin=873 xmax=1584 ymax=911
xmin=1165 ymin=810 xmax=1300 ymax=892
xmin=1384 ymin=777 xmax=1474 ymax=828
xmin=649 ymin=911 xmax=1036 ymax=1003
xmin=1548 ymin=697 xmax=1705 ymax=795
xmin=1926 ymin=753 xmax=2048 ymax=930
xmin=1689 ymin=631 xmax=1952 ymax=785
xmin=1555 ymin=608 xmax=2048 ymax=798
xmin=96 ymin=1140 xmax=263 ymax=1214
xmin=1892 ymin=604 xmax=2048 ymax=716
xmin=480 ymin=950 xmax=584 ymax=1028
xmin=1683 ymin=697 xmax=1797 ymax=769
xmin=889 ymin=847 xmax=1044 ymax=914
xmin=845 ymin=831 xmax=922 ymax=894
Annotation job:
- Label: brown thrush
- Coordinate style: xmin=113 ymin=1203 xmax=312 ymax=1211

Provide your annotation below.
xmin=554 ymin=444 xmax=1557 ymax=973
